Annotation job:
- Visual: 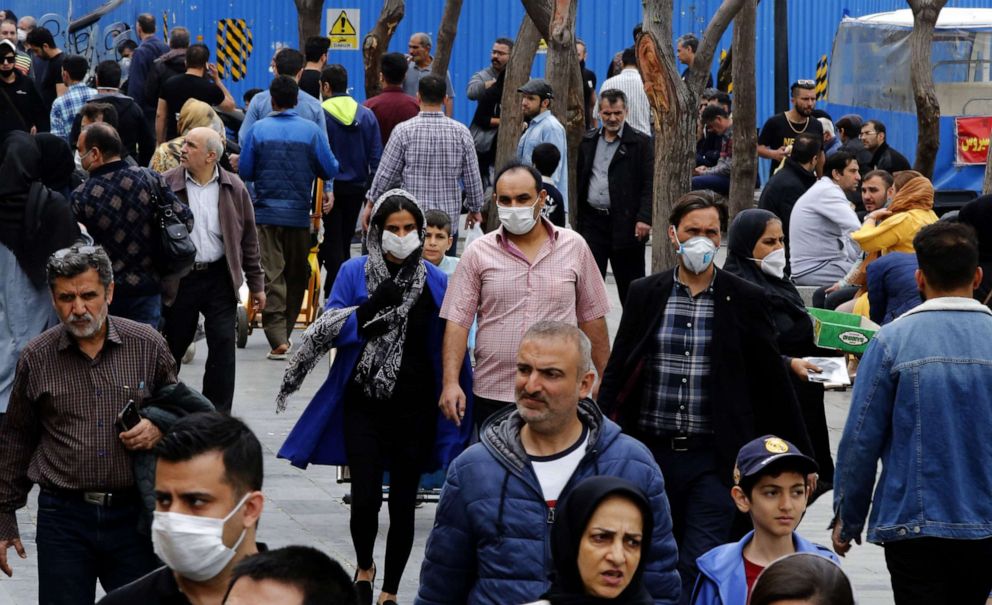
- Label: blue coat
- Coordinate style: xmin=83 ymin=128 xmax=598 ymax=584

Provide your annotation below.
xmin=414 ymin=400 xmax=681 ymax=605
xmin=239 ymin=110 xmax=339 ymax=228
xmin=690 ymin=530 xmax=838 ymax=605
xmin=277 ymin=256 xmax=472 ymax=469
xmin=866 ymin=252 xmax=920 ymax=325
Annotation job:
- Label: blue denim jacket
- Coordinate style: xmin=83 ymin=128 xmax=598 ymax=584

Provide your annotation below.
xmin=834 ymin=297 xmax=992 ymax=544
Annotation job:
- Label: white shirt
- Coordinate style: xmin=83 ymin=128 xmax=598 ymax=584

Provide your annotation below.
xmin=186 ymin=168 xmax=224 ymax=263
xmin=530 ymin=426 xmax=589 ymax=507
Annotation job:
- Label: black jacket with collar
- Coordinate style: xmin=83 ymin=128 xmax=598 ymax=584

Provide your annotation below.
xmin=597 ymin=268 xmax=813 ymax=481
xmin=869 ymin=141 xmax=911 ymax=174
xmin=576 ymin=125 xmax=654 ymax=248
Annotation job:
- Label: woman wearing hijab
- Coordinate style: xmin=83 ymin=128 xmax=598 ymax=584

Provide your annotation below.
xmin=723 ymin=209 xmax=833 ymax=501
xmin=0 ymin=131 xmax=80 ymax=417
xmin=149 ymin=98 xmax=233 ymax=172
xmin=526 ymin=476 xmax=654 ymax=605
xmin=275 ymin=189 xmax=473 ymax=605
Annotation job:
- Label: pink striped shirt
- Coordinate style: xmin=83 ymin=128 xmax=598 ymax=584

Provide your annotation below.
xmin=441 ymin=220 xmax=610 ymax=401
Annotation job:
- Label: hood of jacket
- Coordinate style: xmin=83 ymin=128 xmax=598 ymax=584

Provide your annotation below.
xmin=322 ymin=94 xmax=359 ymax=127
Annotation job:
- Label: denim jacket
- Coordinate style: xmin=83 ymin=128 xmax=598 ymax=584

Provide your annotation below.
xmin=834 ymin=296 xmax=992 ymax=544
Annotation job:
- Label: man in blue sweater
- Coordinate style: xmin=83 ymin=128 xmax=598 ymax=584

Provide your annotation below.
xmin=239 ymin=75 xmax=338 ymax=360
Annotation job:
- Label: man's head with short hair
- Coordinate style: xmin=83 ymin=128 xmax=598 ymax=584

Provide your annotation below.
xmin=676 ymin=33 xmax=698 ymax=66
xmin=61 ymin=54 xmax=88 ymax=84
xmin=270 ymin=75 xmax=299 ymax=111
xmin=224 ymin=546 xmax=356 ymax=605
xmin=46 ymin=244 xmax=115 ymax=340
xmin=621 ymin=47 xmax=637 ymax=68
xmin=304 ymin=36 xmax=330 ymax=63
xmin=859 ymin=118 xmax=887 ymax=151
xmin=491 ymin=37 xmax=513 ymax=72
xmin=181 ymin=126 xmax=223 ymax=174
xmin=706 ymin=89 xmax=732 ymax=112
xmin=422 ymin=209 xmax=453 ymax=266
xmin=408 ymin=32 xmax=432 ymax=66
xmin=16 ymin=15 xmax=34 ymax=34
xmin=80 ymin=102 xmax=119 ymax=129
xmin=531 ymin=142 xmax=561 ymax=178
xmin=790 ymin=79 xmax=817 ymax=117
xmin=834 ymin=114 xmax=863 ymax=143
xmin=913 ymin=222 xmax=981 ymax=296
xmin=493 ymin=161 xmax=547 ymax=233
xmin=185 ymin=43 xmax=210 ymax=70
xmin=417 ymin=73 xmax=446 ymax=106
xmin=169 ymin=26 xmax=190 ymax=49
xmin=519 ymin=78 xmax=553 ymax=120
xmin=701 ymin=104 xmax=731 ymax=134
xmin=824 ymin=149 xmax=860 ymax=193
xmin=861 ymin=169 xmax=894 ymax=212
xmin=319 ymin=64 xmax=347 ymax=96
xmin=818 ymin=117 xmax=835 ymax=144
xmin=380 ymin=52 xmax=407 ymax=86
xmin=25 ymin=26 xmax=56 ymax=56
xmin=94 ymin=59 xmax=121 ymax=88
xmin=275 ymin=48 xmax=305 ymax=78
xmin=243 ymin=88 xmax=263 ymax=107
xmin=136 ymin=13 xmax=156 ymax=35
xmin=0 ymin=20 xmax=15 ymax=44
xmin=575 ymin=38 xmax=587 ymax=61
xmin=790 ymin=133 xmax=822 ymax=166
xmin=669 ymin=190 xmax=728 ymax=231
xmin=78 ymin=122 xmax=124 ymax=171
xmin=599 ymin=89 xmax=628 ymax=135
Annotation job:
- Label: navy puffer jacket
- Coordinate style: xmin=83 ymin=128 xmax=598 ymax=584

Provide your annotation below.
xmin=415 ymin=399 xmax=681 ymax=605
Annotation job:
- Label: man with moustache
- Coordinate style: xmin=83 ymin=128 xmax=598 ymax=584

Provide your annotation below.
xmin=0 ymin=244 xmax=177 ymax=603
xmin=516 ymin=79 xmax=568 ymax=209
xmin=757 ymin=80 xmax=824 ymax=174
xmin=467 ymin=37 xmax=513 ymax=188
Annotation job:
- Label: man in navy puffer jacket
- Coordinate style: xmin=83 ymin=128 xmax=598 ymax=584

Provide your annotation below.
xmin=416 ymin=321 xmax=680 ymax=605
xmin=239 ymin=75 xmax=338 ymax=359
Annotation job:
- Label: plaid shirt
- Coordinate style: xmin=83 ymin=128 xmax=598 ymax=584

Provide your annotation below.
xmin=367 ymin=111 xmax=484 ymax=230
xmin=49 ymin=82 xmax=97 ymax=139
xmin=0 ymin=317 xmax=177 ymax=540
xmin=640 ymin=268 xmax=716 ymax=435
xmin=441 ymin=219 xmax=610 ymax=401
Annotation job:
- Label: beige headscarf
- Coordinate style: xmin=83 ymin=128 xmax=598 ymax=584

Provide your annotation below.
xmin=150 ymin=99 xmax=226 ymax=172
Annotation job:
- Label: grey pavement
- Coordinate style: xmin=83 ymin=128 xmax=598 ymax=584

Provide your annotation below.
xmin=0 ymin=243 xmax=895 ymax=604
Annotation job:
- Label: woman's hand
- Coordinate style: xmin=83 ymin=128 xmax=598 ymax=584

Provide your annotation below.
xmin=789 ymin=357 xmax=822 ymax=381
xmin=864 ymin=208 xmax=892 ymax=223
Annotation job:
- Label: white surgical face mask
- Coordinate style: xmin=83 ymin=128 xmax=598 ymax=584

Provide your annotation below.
xmin=16 ymin=29 xmax=25 ymax=43
xmin=753 ymin=247 xmax=786 ymax=279
xmin=381 ymin=230 xmax=422 ymax=260
xmin=498 ymin=199 xmax=540 ymax=235
xmin=672 ymin=229 xmax=717 ymax=274
xmin=152 ymin=492 xmax=252 ymax=582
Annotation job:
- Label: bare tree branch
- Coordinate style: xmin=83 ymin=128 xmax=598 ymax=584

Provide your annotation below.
xmin=362 ymin=0 xmax=405 ymax=99
xmin=908 ymin=0 xmax=947 ymax=179
xmin=433 ymin=0 xmax=464 ymax=77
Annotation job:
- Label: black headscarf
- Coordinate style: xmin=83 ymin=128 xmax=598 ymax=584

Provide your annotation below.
xmin=33 ymin=133 xmax=79 ymax=195
xmin=542 ymin=477 xmax=654 ymax=605
xmin=723 ymin=209 xmax=812 ymax=353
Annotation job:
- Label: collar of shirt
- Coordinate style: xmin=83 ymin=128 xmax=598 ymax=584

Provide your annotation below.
xmin=529 ymin=110 xmax=552 ymax=126
xmin=495 ymin=216 xmax=558 ymax=251
xmin=185 ymin=166 xmax=220 ymax=188
xmin=67 ymin=82 xmax=89 ymax=92
xmin=418 ymin=111 xmax=446 ymax=118
xmin=87 ymin=159 xmax=129 ymax=178
xmin=56 ymin=316 xmax=122 ymax=352
xmin=673 ymin=266 xmax=717 ymax=295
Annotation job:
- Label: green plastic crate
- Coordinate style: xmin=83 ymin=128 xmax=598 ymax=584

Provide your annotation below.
xmin=807 ymin=307 xmax=880 ymax=354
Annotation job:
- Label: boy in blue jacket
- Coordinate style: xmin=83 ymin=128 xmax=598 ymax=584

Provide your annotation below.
xmin=690 ymin=435 xmax=838 ymax=604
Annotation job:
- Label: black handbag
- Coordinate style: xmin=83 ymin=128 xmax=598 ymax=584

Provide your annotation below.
xmin=143 ymin=168 xmax=196 ymax=280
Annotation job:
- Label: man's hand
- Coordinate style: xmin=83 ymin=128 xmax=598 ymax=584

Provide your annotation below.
xmin=790 ymin=357 xmax=822 ymax=382
xmin=771 ymin=146 xmax=788 ymax=162
xmin=438 ymin=383 xmax=467 ymax=427
xmin=634 ymin=221 xmax=651 ymax=240
xmin=865 ymin=208 xmax=892 ymax=223
xmin=229 ymin=153 xmax=240 ymax=172
xmin=322 ymin=191 xmax=335 ymax=215
xmin=825 ymin=281 xmax=842 ymax=295
xmin=361 ymin=201 xmax=374 ymax=232
xmin=120 ymin=418 xmax=164 ymax=451
xmin=0 ymin=538 xmax=26 ymax=577
xmin=831 ymin=517 xmax=856 ymax=557
xmin=465 ymin=212 xmax=482 ymax=230
xmin=693 ymin=165 xmax=707 ymax=175
xmin=251 ymin=291 xmax=266 ymax=312
xmin=484 ymin=79 xmax=496 ymax=89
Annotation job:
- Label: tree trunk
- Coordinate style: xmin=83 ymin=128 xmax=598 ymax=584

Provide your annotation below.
xmin=984 ymin=139 xmax=992 ymax=195
xmin=362 ymin=0 xmax=405 ymax=99
xmin=489 ymin=15 xmax=542 ymax=231
xmin=294 ymin=0 xmax=323 ymax=49
xmin=773 ymin=0 xmax=790 ymax=114
xmin=908 ymin=0 xmax=947 ymax=179
xmin=728 ymin=0 xmax=757 ymax=219
xmin=432 ymin=0 xmax=463 ymax=77
xmin=641 ymin=0 xmax=746 ymax=271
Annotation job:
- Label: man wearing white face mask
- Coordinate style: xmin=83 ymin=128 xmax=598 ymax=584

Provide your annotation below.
xmin=99 ymin=412 xmax=266 ymax=605
xmin=599 ymin=192 xmax=813 ymax=603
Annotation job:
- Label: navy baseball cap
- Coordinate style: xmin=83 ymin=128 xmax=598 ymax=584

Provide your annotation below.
xmin=733 ymin=435 xmax=818 ymax=485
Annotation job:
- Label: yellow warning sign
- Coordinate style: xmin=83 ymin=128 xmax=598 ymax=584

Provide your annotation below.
xmin=327 ymin=8 xmax=360 ymax=50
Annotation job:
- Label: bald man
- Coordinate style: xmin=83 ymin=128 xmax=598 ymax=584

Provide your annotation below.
xmin=403 ymin=32 xmax=455 ymax=116
xmin=162 ymin=127 xmax=265 ymax=413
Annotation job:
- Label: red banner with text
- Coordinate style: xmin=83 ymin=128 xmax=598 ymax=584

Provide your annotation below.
xmin=955 ymin=116 xmax=992 ymax=165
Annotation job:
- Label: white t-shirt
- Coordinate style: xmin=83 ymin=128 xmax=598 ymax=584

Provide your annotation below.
xmin=530 ymin=425 xmax=589 ymax=508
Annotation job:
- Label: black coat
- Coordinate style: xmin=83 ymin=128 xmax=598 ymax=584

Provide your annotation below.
xmin=69 ymin=92 xmax=156 ymax=166
xmin=869 ymin=141 xmax=911 ymax=174
xmin=597 ymin=268 xmax=813 ymax=481
xmin=576 ymin=125 xmax=654 ymax=248
xmin=757 ymin=157 xmax=817 ymax=256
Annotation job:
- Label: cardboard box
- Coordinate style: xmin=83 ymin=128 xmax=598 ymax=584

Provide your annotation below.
xmin=807 ymin=308 xmax=880 ymax=355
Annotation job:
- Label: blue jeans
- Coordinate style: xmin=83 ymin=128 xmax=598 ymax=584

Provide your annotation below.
xmin=36 ymin=490 xmax=159 ymax=604
xmin=109 ymin=294 xmax=162 ymax=330
xmin=691 ymin=174 xmax=731 ymax=196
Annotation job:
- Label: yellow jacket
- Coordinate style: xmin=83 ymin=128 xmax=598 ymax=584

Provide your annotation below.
xmin=851 ymin=208 xmax=938 ymax=254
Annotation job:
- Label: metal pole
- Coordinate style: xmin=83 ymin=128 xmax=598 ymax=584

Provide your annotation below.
xmin=774 ymin=0 xmax=789 ymax=114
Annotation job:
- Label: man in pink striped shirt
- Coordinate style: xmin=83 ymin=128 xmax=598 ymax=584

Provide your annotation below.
xmin=439 ymin=162 xmax=611 ymax=431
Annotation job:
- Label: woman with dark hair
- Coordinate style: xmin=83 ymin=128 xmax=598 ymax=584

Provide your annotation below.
xmin=275 ymin=189 xmax=473 ymax=605
xmin=526 ymin=476 xmax=654 ymax=605
xmin=723 ymin=209 xmax=833 ymax=501
xmin=749 ymin=553 xmax=854 ymax=605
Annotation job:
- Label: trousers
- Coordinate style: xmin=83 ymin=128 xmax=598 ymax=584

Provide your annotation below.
xmin=258 ymin=225 xmax=311 ymax=349
xmin=884 ymin=537 xmax=992 ymax=605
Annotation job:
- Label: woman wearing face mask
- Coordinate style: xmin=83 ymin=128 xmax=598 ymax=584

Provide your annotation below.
xmin=525 ymin=476 xmax=654 ymax=605
xmin=723 ymin=209 xmax=834 ymax=501
xmin=275 ymin=189 xmax=473 ymax=605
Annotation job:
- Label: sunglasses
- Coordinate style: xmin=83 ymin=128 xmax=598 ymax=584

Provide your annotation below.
xmin=0 ymin=55 xmax=15 ymax=64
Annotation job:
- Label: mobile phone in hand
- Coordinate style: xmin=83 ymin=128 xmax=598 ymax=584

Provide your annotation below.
xmin=117 ymin=399 xmax=142 ymax=432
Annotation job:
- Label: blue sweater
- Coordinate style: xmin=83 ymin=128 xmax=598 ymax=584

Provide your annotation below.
xmin=866 ymin=252 xmax=920 ymax=325
xmin=239 ymin=110 xmax=339 ymax=228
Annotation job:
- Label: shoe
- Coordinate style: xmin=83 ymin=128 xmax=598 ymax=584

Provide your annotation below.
xmin=266 ymin=343 xmax=290 ymax=360
xmin=381 ymin=600 xmax=398 ymax=605
xmin=354 ymin=563 xmax=375 ymax=605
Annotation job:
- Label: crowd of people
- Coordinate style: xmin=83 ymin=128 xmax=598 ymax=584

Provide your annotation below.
xmin=1 ymin=8 xmax=991 ymax=605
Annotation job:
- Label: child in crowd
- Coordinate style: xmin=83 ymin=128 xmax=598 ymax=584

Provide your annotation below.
xmin=690 ymin=435 xmax=838 ymax=604
xmin=423 ymin=209 xmax=459 ymax=274
xmin=531 ymin=143 xmax=566 ymax=227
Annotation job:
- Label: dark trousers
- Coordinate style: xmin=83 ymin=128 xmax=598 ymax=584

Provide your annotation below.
xmin=258 ymin=225 xmax=311 ymax=349
xmin=580 ymin=216 xmax=645 ymax=307
xmin=812 ymin=284 xmax=859 ymax=310
xmin=884 ymin=537 xmax=992 ymax=604
xmin=639 ymin=437 xmax=736 ymax=605
xmin=36 ymin=490 xmax=158 ymax=605
xmin=691 ymin=174 xmax=731 ymax=196
xmin=109 ymin=293 xmax=162 ymax=330
xmin=319 ymin=184 xmax=366 ymax=298
xmin=162 ymin=260 xmax=237 ymax=413
xmin=473 ymin=395 xmax=514 ymax=434
xmin=344 ymin=390 xmax=437 ymax=595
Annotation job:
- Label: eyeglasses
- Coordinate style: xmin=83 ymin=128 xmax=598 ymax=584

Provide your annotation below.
xmin=0 ymin=55 xmax=16 ymax=64
xmin=859 ymin=131 xmax=878 ymax=137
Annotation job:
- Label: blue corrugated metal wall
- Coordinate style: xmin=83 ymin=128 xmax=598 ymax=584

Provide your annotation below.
xmin=14 ymin=0 xmax=992 ymax=129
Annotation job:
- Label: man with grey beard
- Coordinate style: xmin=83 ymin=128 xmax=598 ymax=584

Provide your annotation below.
xmin=0 ymin=244 xmax=177 ymax=603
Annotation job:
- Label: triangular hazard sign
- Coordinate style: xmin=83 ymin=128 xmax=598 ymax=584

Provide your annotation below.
xmin=331 ymin=11 xmax=356 ymax=36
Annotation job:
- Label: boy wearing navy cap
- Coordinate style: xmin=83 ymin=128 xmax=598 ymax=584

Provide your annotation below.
xmin=689 ymin=435 xmax=838 ymax=604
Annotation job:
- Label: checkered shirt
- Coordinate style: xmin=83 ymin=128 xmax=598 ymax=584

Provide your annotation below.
xmin=367 ymin=111 xmax=484 ymax=231
xmin=640 ymin=268 xmax=716 ymax=435
xmin=441 ymin=220 xmax=611 ymax=402
xmin=49 ymin=83 xmax=97 ymax=139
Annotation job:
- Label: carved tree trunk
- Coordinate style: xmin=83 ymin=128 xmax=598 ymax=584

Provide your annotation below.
xmin=433 ymin=0 xmax=463 ymax=77
xmin=908 ymin=0 xmax=947 ymax=179
xmin=489 ymin=15 xmax=542 ymax=231
xmin=294 ymin=0 xmax=323 ymax=48
xmin=641 ymin=0 xmax=746 ymax=271
xmin=363 ymin=0 xmax=405 ymax=99
xmin=728 ymin=0 xmax=757 ymax=219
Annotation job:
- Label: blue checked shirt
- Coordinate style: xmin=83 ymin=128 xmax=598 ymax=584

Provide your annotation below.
xmin=640 ymin=268 xmax=716 ymax=435
xmin=49 ymin=83 xmax=97 ymax=139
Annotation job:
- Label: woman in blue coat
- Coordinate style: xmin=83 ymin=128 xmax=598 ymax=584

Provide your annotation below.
xmin=275 ymin=189 xmax=473 ymax=605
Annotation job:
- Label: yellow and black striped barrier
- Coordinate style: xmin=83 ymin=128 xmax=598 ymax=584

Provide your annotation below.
xmin=815 ymin=54 xmax=828 ymax=100
xmin=216 ymin=18 xmax=254 ymax=82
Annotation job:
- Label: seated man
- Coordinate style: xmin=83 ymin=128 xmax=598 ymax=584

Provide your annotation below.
xmin=691 ymin=105 xmax=732 ymax=196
